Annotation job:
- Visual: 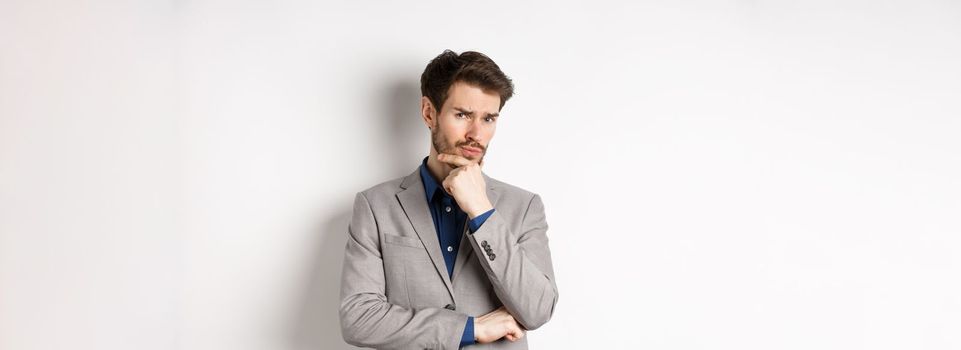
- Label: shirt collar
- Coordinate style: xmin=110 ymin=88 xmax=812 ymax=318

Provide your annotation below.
xmin=419 ymin=156 xmax=447 ymax=201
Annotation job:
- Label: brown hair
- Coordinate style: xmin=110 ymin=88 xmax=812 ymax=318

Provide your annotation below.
xmin=420 ymin=50 xmax=514 ymax=112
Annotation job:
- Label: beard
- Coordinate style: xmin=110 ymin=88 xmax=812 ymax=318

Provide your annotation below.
xmin=431 ymin=123 xmax=487 ymax=164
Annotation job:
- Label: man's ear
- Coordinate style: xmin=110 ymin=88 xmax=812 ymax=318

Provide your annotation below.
xmin=420 ymin=96 xmax=436 ymax=129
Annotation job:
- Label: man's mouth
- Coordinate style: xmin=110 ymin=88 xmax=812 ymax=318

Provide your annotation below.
xmin=460 ymin=145 xmax=483 ymax=157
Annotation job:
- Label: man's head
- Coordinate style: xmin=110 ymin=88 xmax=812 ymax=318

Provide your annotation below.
xmin=420 ymin=50 xmax=514 ymax=165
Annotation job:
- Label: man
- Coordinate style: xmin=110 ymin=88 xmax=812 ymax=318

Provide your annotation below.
xmin=339 ymin=50 xmax=559 ymax=349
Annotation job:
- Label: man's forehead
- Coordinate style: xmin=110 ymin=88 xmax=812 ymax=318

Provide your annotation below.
xmin=444 ymin=82 xmax=501 ymax=112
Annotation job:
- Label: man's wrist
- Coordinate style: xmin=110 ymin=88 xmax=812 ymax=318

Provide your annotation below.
xmin=473 ymin=317 xmax=484 ymax=342
xmin=467 ymin=203 xmax=493 ymax=219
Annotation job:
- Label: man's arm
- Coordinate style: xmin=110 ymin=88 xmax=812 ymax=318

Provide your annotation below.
xmin=466 ymin=193 xmax=559 ymax=330
xmin=438 ymin=154 xmax=559 ymax=331
xmin=339 ymin=192 xmax=467 ymax=350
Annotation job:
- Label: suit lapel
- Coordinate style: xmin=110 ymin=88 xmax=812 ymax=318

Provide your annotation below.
xmin=396 ymin=169 xmax=455 ymax=300
xmin=451 ymin=175 xmax=500 ymax=284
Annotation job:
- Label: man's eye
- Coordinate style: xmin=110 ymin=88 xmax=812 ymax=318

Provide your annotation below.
xmin=484 ymin=117 xmax=495 ymax=123
xmin=456 ymin=113 xmax=468 ymax=119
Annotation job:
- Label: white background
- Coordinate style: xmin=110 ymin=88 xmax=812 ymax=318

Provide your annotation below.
xmin=1 ymin=0 xmax=959 ymax=349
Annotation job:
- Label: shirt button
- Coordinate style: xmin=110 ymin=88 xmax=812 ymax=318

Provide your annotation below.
xmin=447 ymin=246 xmax=453 ymax=252
xmin=445 ymin=206 xmax=451 ymax=213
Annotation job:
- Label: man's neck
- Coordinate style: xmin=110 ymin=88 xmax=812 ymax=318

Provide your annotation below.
xmin=425 ymin=151 xmax=453 ymax=184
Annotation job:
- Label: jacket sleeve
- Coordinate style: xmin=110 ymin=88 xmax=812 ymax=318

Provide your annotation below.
xmin=339 ymin=192 xmax=468 ymax=350
xmin=466 ymin=193 xmax=559 ymax=330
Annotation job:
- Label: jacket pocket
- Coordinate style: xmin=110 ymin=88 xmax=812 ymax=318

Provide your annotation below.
xmin=383 ymin=233 xmax=422 ymax=248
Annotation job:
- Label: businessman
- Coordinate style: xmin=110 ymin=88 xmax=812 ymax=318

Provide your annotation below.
xmin=339 ymin=50 xmax=558 ymax=349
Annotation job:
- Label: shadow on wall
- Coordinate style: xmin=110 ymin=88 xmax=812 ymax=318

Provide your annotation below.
xmin=290 ymin=77 xmax=423 ymax=350
xmin=384 ymin=77 xmax=426 ymax=176
xmin=291 ymin=210 xmax=353 ymax=350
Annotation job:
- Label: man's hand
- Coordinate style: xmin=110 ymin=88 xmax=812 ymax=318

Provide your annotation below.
xmin=437 ymin=153 xmax=493 ymax=218
xmin=474 ymin=307 xmax=526 ymax=343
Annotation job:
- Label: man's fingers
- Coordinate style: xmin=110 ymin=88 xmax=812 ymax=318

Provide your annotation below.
xmin=506 ymin=326 xmax=525 ymax=341
xmin=505 ymin=313 xmax=525 ymax=342
xmin=438 ymin=153 xmax=472 ymax=167
xmin=441 ymin=178 xmax=453 ymax=194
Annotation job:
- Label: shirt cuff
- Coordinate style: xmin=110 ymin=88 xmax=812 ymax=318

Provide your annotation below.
xmin=467 ymin=209 xmax=495 ymax=233
xmin=460 ymin=316 xmax=475 ymax=347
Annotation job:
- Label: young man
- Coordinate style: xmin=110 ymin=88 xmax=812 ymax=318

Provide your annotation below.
xmin=340 ymin=50 xmax=558 ymax=349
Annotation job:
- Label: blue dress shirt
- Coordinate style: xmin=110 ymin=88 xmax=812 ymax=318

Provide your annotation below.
xmin=419 ymin=158 xmax=494 ymax=347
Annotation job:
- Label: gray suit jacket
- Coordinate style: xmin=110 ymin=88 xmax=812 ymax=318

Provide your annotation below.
xmin=340 ymin=167 xmax=559 ymax=350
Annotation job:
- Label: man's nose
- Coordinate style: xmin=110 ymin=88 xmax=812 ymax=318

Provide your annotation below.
xmin=465 ymin=120 xmax=481 ymax=142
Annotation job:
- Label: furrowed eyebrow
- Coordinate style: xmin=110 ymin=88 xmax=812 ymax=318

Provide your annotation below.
xmin=454 ymin=107 xmax=498 ymax=118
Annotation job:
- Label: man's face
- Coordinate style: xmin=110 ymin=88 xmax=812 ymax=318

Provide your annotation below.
xmin=427 ymin=81 xmax=501 ymax=164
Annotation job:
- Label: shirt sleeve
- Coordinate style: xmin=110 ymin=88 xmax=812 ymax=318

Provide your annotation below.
xmin=468 ymin=209 xmax=495 ymax=233
xmin=460 ymin=316 xmax=475 ymax=347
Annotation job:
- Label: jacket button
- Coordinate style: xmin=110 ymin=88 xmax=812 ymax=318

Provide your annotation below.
xmin=444 ymin=304 xmax=456 ymax=310
xmin=481 ymin=240 xmax=489 ymax=247
xmin=488 ymin=253 xmax=496 ymax=261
